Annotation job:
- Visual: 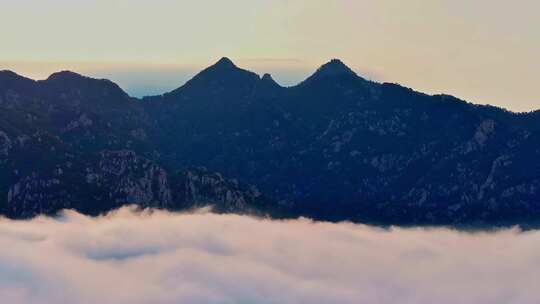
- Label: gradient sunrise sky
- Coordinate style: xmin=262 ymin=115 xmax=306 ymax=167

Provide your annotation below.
xmin=1 ymin=0 xmax=538 ymax=112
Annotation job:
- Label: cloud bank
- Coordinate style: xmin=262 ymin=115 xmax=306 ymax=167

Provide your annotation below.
xmin=0 ymin=207 xmax=538 ymax=304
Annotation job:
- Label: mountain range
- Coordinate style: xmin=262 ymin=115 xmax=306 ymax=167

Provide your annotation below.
xmin=1 ymin=57 xmax=539 ymax=226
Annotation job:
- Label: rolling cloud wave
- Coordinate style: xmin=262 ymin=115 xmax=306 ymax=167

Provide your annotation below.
xmin=0 ymin=207 xmax=538 ymax=304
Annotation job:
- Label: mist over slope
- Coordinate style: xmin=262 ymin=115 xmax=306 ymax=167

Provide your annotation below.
xmin=0 ymin=207 xmax=538 ymax=304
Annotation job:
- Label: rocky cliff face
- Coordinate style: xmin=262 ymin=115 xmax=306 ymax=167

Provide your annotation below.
xmin=90 ymin=150 xmax=172 ymax=208
xmin=171 ymin=167 xmax=278 ymax=216
xmin=0 ymin=59 xmax=539 ymax=225
xmin=0 ymin=131 xmax=11 ymax=159
xmin=2 ymin=147 xmax=268 ymax=218
xmin=3 ymin=149 xmax=172 ymax=217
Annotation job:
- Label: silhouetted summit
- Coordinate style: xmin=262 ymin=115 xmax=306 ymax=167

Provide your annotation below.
xmin=259 ymin=73 xmax=281 ymax=88
xmin=41 ymin=71 xmax=130 ymax=100
xmin=166 ymin=57 xmax=259 ymax=98
xmin=45 ymin=70 xmax=87 ymax=82
xmin=197 ymin=57 xmax=244 ymax=75
xmin=261 ymin=73 xmax=274 ymax=81
xmin=299 ymin=59 xmax=366 ymax=89
xmin=214 ymin=57 xmax=237 ymax=69
xmin=315 ymin=59 xmax=356 ymax=77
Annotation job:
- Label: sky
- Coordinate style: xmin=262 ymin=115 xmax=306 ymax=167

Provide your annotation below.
xmin=0 ymin=0 xmax=539 ymax=111
xmin=0 ymin=207 xmax=538 ymax=304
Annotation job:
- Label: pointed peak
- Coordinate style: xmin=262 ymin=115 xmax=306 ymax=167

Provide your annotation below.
xmin=261 ymin=73 xmax=274 ymax=81
xmin=213 ymin=57 xmax=237 ymax=69
xmin=298 ymin=58 xmax=359 ymax=86
xmin=197 ymin=57 xmax=256 ymax=77
xmin=196 ymin=57 xmax=242 ymax=74
xmin=260 ymin=73 xmax=282 ymax=87
xmin=258 ymin=73 xmax=282 ymax=91
xmin=167 ymin=57 xmax=259 ymax=96
xmin=315 ymin=59 xmax=356 ymax=77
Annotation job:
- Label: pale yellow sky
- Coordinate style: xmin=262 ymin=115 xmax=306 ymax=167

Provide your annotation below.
xmin=1 ymin=0 xmax=538 ymax=111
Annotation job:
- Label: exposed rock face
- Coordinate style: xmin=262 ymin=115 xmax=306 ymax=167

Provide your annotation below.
xmin=0 ymin=131 xmax=11 ymax=158
xmin=463 ymin=119 xmax=496 ymax=153
xmin=474 ymin=119 xmax=496 ymax=146
xmin=6 ymin=175 xmax=64 ymax=217
xmin=64 ymin=114 xmax=93 ymax=132
xmin=172 ymin=167 xmax=274 ymax=215
xmin=1 ymin=147 xmax=268 ymax=218
xmin=3 ymin=150 xmax=175 ymax=217
xmin=95 ymin=150 xmax=172 ymax=208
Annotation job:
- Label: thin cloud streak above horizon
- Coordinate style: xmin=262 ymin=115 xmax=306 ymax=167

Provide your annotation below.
xmin=0 ymin=0 xmax=539 ymax=111
xmin=0 ymin=207 xmax=539 ymax=304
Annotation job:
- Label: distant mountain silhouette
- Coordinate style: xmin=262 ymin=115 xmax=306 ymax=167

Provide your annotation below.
xmin=0 ymin=58 xmax=539 ymax=226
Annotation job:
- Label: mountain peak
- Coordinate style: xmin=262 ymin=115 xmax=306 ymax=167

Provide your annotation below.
xmin=46 ymin=70 xmax=86 ymax=82
xmin=44 ymin=71 xmax=119 ymax=88
xmin=260 ymin=73 xmax=282 ymax=88
xmin=299 ymin=59 xmax=359 ymax=86
xmin=41 ymin=71 xmax=129 ymax=98
xmin=261 ymin=73 xmax=274 ymax=82
xmin=194 ymin=57 xmax=243 ymax=75
xmin=315 ymin=59 xmax=356 ymax=77
xmin=167 ymin=57 xmax=259 ymax=96
xmin=256 ymin=73 xmax=283 ymax=93
xmin=213 ymin=57 xmax=237 ymax=69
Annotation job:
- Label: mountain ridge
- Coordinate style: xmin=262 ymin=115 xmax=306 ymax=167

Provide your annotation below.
xmin=1 ymin=58 xmax=536 ymax=114
xmin=1 ymin=58 xmax=539 ymax=225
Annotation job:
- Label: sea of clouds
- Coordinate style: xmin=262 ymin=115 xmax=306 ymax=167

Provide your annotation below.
xmin=0 ymin=206 xmax=538 ymax=304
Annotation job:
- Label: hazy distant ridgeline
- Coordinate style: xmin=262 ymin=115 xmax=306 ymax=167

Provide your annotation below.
xmin=0 ymin=58 xmax=539 ymax=225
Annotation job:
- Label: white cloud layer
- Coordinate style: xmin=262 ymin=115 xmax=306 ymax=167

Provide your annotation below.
xmin=0 ymin=207 xmax=538 ymax=304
